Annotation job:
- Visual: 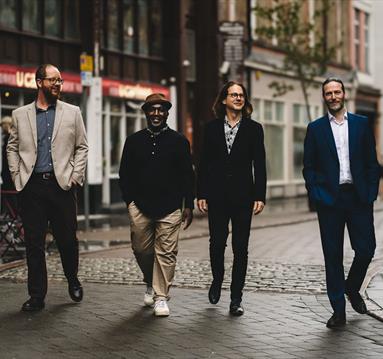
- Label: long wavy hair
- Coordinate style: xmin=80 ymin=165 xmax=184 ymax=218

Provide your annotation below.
xmin=212 ymin=81 xmax=253 ymax=119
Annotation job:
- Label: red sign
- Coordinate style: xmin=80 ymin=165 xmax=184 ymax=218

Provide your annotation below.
xmin=0 ymin=64 xmax=169 ymax=100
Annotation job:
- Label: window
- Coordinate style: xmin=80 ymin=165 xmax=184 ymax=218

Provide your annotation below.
xmin=0 ymin=0 xmax=17 ymax=29
xmin=23 ymin=0 xmax=41 ymax=33
xmin=123 ymin=0 xmax=134 ymax=54
xmin=293 ymin=104 xmax=319 ymax=179
xmin=364 ymin=13 xmax=369 ymax=73
xmin=354 ymin=9 xmax=360 ymax=70
xmin=151 ymin=0 xmax=162 ymax=56
xmin=354 ymin=8 xmax=370 ymax=73
xmin=137 ymin=0 xmax=149 ymax=55
xmin=64 ymin=0 xmax=80 ymax=40
xmin=256 ymin=98 xmax=285 ymax=181
xmin=104 ymin=0 xmax=163 ymax=57
xmin=107 ymin=0 xmax=119 ymax=50
xmin=45 ymin=0 xmax=61 ymax=37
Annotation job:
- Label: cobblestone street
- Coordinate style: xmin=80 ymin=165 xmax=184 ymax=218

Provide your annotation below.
xmin=1 ymin=203 xmax=383 ymax=358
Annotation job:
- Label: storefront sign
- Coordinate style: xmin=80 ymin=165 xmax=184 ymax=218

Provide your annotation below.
xmin=103 ymin=78 xmax=170 ymax=100
xmin=0 ymin=64 xmax=169 ymax=100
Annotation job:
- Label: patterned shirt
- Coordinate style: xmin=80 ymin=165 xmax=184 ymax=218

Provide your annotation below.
xmin=224 ymin=116 xmax=241 ymax=154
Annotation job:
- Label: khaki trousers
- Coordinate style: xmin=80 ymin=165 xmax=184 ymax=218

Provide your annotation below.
xmin=128 ymin=202 xmax=182 ymax=299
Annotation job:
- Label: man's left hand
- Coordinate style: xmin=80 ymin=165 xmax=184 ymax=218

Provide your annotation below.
xmin=182 ymin=208 xmax=193 ymax=229
xmin=253 ymin=201 xmax=265 ymax=215
xmin=70 ymin=178 xmax=78 ymax=187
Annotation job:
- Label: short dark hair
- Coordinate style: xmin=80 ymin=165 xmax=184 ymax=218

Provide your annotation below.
xmin=35 ymin=64 xmax=57 ymax=82
xmin=212 ymin=81 xmax=253 ymax=119
xmin=322 ymin=77 xmax=345 ymax=96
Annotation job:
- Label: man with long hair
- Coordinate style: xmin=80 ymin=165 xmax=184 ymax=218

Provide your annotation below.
xmin=197 ymin=81 xmax=266 ymax=316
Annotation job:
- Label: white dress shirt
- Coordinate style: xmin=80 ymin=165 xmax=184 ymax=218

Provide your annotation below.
xmin=328 ymin=111 xmax=353 ymax=184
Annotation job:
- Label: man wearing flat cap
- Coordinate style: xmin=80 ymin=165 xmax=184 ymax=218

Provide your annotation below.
xmin=119 ymin=93 xmax=194 ymax=316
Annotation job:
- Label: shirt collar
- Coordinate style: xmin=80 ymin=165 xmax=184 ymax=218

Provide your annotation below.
xmin=35 ymin=101 xmax=56 ymax=112
xmin=146 ymin=125 xmax=169 ymax=136
xmin=328 ymin=109 xmax=348 ymax=123
xmin=224 ymin=116 xmax=241 ymax=128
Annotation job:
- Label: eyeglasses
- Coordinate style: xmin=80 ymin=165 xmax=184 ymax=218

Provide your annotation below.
xmin=227 ymin=92 xmax=244 ymax=99
xmin=148 ymin=106 xmax=166 ymax=114
xmin=42 ymin=77 xmax=64 ymax=85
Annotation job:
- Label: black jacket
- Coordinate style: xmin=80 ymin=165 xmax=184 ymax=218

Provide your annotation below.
xmin=119 ymin=128 xmax=195 ymax=218
xmin=197 ymin=118 xmax=266 ymax=205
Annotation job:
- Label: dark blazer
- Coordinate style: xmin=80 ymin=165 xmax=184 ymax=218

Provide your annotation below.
xmin=197 ymin=117 xmax=266 ymax=205
xmin=303 ymin=113 xmax=380 ymax=206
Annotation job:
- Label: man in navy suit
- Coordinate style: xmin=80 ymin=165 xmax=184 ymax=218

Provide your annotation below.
xmin=197 ymin=81 xmax=266 ymax=316
xmin=303 ymin=77 xmax=380 ymax=328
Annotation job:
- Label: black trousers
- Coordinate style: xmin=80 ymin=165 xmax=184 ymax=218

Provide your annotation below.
xmin=208 ymin=201 xmax=253 ymax=302
xmin=317 ymin=185 xmax=376 ymax=314
xmin=19 ymin=174 xmax=79 ymax=299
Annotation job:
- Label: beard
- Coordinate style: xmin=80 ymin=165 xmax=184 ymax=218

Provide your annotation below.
xmin=42 ymin=86 xmax=60 ymax=104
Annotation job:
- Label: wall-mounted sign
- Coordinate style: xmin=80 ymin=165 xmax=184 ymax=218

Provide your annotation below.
xmin=219 ymin=21 xmax=245 ymax=81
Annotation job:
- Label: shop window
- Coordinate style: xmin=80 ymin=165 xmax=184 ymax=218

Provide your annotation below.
xmin=0 ymin=0 xmax=17 ymax=29
xmin=45 ymin=0 xmax=61 ymax=37
xmin=293 ymin=104 xmax=319 ymax=179
xmin=256 ymin=98 xmax=285 ymax=181
xmin=22 ymin=0 xmax=41 ymax=33
xmin=64 ymin=0 xmax=80 ymax=40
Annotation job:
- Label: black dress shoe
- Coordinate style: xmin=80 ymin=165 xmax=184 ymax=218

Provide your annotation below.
xmin=326 ymin=313 xmax=346 ymax=328
xmin=229 ymin=302 xmax=244 ymax=316
xmin=346 ymin=291 xmax=367 ymax=314
xmin=68 ymin=283 xmax=83 ymax=302
xmin=21 ymin=298 xmax=45 ymax=312
xmin=208 ymin=281 xmax=222 ymax=304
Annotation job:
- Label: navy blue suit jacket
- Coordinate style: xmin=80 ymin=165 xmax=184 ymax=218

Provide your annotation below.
xmin=303 ymin=113 xmax=380 ymax=206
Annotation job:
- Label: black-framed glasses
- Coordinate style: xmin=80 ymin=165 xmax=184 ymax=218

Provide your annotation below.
xmin=227 ymin=92 xmax=244 ymax=99
xmin=42 ymin=77 xmax=64 ymax=85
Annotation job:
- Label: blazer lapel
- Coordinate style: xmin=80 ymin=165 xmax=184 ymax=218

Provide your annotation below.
xmin=219 ymin=120 xmax=229 ymax=156
xmin=229 ymin=118 xmax=246 ymax=156
xmin=321 ymin=115 xmax=339 ymax=162
xmin=347 ymin=113 xmax=357 ymax=160
xmin=26 ymin=102 xmax=37 ymax=148
xmin=52 ymin=100 xmax=64 ymax=142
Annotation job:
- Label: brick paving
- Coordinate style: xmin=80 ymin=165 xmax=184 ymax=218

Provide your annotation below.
xmin=1 ymin=199 xmax=383 ymax=358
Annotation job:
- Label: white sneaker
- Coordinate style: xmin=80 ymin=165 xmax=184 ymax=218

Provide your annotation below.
xmin=144 ymin=286 xmax=155 ymax=307
xmin=154 ymin=299 xmax=170 ymax=317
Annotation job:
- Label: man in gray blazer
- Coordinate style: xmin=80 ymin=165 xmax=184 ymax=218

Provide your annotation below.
xmin=7 ymin=64 xmax=88 ymax=311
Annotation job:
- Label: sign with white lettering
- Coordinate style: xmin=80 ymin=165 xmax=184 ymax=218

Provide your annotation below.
xmin=86 ymin=77 xmax=103 ymax=184
xmin=219 ymin=21 xmax=245 ymax=81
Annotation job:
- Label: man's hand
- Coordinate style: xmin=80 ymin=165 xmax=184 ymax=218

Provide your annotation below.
xmin=70 ymin=178 xmax=78 ymax=187
xmin=253 ymin=201 xmax=265 ymax=215
xmin=182 ymin=208 xmax=193 ymax=229
xmin=197 ymin=199 xmax=208 ymax=213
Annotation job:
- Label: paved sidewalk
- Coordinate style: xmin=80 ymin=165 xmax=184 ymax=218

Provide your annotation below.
xmin=1 ymin=281 xmax=383 ymax=359
xmin=2 ymin=198 xmax=383 ymax=358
